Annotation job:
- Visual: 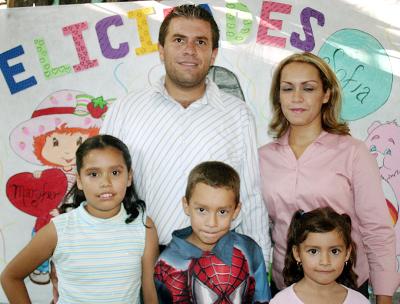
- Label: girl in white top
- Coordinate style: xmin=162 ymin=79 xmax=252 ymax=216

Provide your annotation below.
xmin=1 ymin=134 xmax=159 ymax=303
xmin=271 ymin=207 xmax=369 ymax=304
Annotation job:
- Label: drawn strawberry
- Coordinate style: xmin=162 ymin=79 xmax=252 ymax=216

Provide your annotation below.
xmin=87 ymin=96 xmax=108 ymax=118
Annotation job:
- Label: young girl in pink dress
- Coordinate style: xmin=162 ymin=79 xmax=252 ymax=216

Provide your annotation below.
xmin=271 ymin=207 xmax=369 ymax=304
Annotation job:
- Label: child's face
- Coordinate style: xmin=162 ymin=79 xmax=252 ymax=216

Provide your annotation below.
xmin=182 ymin=182 xmax=241 ymax=251
xmin=77 ymin=147 xmax=132 ymax=219
xmin=293 ymin=229 xmax=351 ymax=287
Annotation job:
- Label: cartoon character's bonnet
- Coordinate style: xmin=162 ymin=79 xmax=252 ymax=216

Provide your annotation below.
xmin=10 ymin=90 xmax=114 ymax=165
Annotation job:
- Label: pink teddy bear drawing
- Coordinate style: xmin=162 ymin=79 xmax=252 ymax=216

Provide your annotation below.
xmin=364 ymin=120 xmax=400 ymax=269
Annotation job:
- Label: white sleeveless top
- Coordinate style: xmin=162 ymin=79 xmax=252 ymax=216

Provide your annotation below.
xmin=52 ymin=203 xmax=146 ymax=303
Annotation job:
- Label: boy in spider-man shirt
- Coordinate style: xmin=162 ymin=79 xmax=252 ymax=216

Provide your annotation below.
xmin=154 ymin=161 xmax=271 ymax=303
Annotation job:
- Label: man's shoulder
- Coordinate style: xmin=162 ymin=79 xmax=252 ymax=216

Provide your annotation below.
xmin=120 ymin=85 xmax=159 ymax=105
xmin=212 ymin=91 xmax=255 ymax=128
xmin=105 ymin=86 xmax=161 ymax=121
xmin=207 ymin=80 xmax=247 ymax=108
xmin=217 ymin=89 xmax=248 ymax=109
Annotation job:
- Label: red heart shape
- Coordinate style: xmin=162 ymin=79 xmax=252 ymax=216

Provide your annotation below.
xmin=6 ymin=168 xmax=68 ymax=221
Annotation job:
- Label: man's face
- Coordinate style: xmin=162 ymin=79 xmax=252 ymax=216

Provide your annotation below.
xmin=159 ymin=17 xmax=218 ymax=91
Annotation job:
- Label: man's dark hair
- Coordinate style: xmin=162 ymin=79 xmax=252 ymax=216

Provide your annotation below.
xmin=158 ymin=4 xmax=220 ymax=49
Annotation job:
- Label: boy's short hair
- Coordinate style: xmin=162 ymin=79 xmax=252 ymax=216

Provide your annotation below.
xmin=185 ymin=161 xmax=240 ymax=204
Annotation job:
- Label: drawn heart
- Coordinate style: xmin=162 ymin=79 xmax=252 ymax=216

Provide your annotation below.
xmin=6 ymin=168 xmax=68 ymax=230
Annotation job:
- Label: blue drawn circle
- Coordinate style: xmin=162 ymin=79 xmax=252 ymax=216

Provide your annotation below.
xmin=318 ymin=29 xmax=392 ymax=121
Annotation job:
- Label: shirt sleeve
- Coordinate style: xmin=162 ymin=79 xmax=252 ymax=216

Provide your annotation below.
xmin=234 ymin=106 xmax=271 ymax=266
xmin=352 ymin=140 xmax=400 ymax=295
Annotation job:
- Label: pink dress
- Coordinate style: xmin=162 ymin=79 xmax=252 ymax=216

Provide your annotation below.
xmin=270 ymin=284 xmax=370 ymax=304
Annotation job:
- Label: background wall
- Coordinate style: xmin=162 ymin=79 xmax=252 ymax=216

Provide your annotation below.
xmin=1 ymin=0 xmax=399 ymax=302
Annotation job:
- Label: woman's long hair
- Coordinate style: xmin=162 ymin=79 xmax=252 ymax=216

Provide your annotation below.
xmin=269 ymin=52 xmax=350 ymax=138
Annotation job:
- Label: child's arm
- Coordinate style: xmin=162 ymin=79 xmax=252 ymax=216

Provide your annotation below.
xmin=0 ymin=222 xmax=57 ymax=304
xmin=141 ymin=216 xmax=159 ymax=304
xmin=375 ymin=295 xmax=392 ymax=304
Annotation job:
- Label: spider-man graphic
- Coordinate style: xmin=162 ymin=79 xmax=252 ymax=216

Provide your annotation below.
xmin=154 ymin=227 xmax=271 ymax=303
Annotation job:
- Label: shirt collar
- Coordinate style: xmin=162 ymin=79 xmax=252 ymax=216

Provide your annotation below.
xmin=154 ymin=76 xmax=225 ymax=111
xmin=171 ymin=226 xmax=234 ymax=265
xmin=276 ymin=129 xmax=330 ymax=146
xmin=79 ymin=202 xmax=126 ymax=224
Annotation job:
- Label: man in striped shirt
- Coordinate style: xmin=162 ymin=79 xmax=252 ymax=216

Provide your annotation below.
xmin=100 ymin=4 xmax=271 ymax=265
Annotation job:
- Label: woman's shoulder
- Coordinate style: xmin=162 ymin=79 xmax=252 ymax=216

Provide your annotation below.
xmin=324 ymin=133 xmax=368 ymax=154
xmin=258 ymin=139 xmax=281 ymax=153
xmin=336 ymin=134 xmax=375 ymax=164
xmin=259 ymin=141 xmax=274 ymax=149
xmin=337 ymin=133 xmax=364 ymax=146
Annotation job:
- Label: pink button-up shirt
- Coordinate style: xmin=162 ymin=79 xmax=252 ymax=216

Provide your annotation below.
xmin=259 ymin=131 xmax=399 ymax=295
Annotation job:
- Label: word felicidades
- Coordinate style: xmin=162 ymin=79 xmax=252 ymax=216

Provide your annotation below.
xmin=1 ymin=1 xmax=326 ymax=95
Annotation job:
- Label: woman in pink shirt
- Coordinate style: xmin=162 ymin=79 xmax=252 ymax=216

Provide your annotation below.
xmin=259 ymin=52 xmax=399 ymax=304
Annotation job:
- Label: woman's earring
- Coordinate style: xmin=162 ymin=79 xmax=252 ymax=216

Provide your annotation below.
xmin=345 ymin=261 xmax=348 ymax=267
xmin=297 ymin=261 xmax=302 ymax=269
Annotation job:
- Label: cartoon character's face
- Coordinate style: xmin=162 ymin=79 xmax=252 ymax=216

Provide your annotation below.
xmin=188 ymin=248 xmax=253 ymax=303
xmin=365 ymin=122 xmax=399 ymax=181
xmin=42 ymin=131 xmax=89 ymax=170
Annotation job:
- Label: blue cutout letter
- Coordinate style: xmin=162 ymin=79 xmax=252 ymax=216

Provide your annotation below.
xmin=0 ymin=45 xmax=37 ymax=95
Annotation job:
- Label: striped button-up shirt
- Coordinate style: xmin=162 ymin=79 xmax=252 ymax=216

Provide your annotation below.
xmin=101 ymin=77 xmax=271 ymax=263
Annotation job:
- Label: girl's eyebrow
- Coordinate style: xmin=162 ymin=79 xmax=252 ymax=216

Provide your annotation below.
xmin=303 ymin=244 xmax=345 ymax=248
xmin=82 ymin=164 xmax=124 ymax=171
xmin=81 ymin=167 xmax=99 ymax=172
xmin=303 ymin=245 xmax=321 ymax=248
